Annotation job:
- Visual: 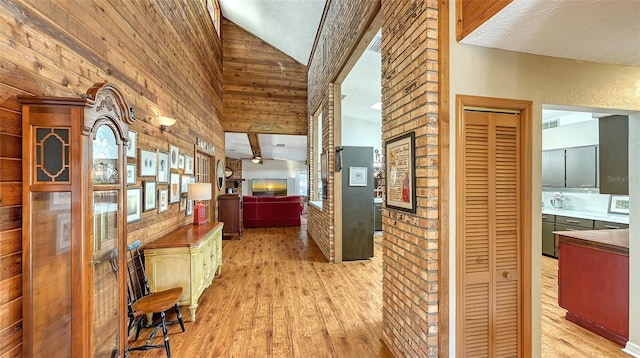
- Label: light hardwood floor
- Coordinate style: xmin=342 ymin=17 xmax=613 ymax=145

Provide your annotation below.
xmin=130 ymin=225 xmax=629 ymax=357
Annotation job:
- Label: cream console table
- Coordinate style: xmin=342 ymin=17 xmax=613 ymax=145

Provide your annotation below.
xmin=144 ymin=221 xmax=223 ymax=321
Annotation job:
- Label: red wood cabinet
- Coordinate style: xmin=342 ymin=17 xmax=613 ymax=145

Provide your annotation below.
xmin=556 ymin=230 xmax=629 ymax=346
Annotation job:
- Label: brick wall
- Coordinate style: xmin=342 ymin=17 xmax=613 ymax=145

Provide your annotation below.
xmin=380 ymin=1 xmax=441 ymax=356
xmin=307 ymin=0 xmax=443 ymax=356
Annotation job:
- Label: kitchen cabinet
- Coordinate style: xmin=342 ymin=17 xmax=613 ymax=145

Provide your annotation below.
xmin=374 ymin=202 xmax=382 ymax=231
xmin=542 ymin=214 xmax=556 ymax=257
xmin=542 ymin=149 xmax=565 ymax=187
xmin=594 ymin=220 xmax=629 ymax=230
xmin=553 ymin=216 xmax=594 ymax=257
xmin=599 ymin=115 xmax=629 ymax=195
xmin=565 ymin=146 xmax=598 ymax=188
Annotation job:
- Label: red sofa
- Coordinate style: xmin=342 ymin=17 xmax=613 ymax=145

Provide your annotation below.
xmin=243 ymin=195 xmax=302 ymax=228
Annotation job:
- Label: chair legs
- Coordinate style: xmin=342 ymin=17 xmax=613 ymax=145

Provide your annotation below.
xmin=128 ymin=307 xmax=185 ymax=358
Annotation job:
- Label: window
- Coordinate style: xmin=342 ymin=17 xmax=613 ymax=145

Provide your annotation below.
xmin=297 ymin=170 xmax=308 ymax=196
xmin=207 ymin=0 xmax=221 ymax=36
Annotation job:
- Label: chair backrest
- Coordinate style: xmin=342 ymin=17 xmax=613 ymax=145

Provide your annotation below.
xmin=125 ymin=240 xmax=151 ymax=311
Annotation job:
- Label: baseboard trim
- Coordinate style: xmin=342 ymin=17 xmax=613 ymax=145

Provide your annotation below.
xmin=623 ymin=341 xmax=640 ymax=357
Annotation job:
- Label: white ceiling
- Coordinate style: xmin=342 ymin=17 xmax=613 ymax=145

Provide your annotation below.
xmin=461 ymin=0 xmax=640 ymax=67
xmin=220 ymin=0 xmax=639 ymax=163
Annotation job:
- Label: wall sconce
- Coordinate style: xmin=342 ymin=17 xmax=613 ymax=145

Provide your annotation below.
xmin=157 ymin=116 xmax=176 ymax=132
xmin=251 ymin=156 xmax=261 ymax=164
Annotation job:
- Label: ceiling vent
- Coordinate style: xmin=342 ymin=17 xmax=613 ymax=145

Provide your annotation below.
xmin=367 ymin=35 xmax=382 ymax=53
xmin=276 ymin=143 xmax=285 ymax=147
xmin=542 ymin=119 xmax=559 ymax=130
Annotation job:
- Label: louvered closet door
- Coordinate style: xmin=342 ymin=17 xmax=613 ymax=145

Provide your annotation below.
xmin=459 ymin=110 xmax=521 ymax=357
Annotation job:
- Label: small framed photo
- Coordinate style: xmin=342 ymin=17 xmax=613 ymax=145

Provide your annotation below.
xmin=181 ymin=175 xmax=191 ymax=194
xmin=349 ymin=167 xmax=367 ymax=187
xmin=139 ymin=149 xmax=157 ymax=177
xmin=157 ymin=150 xmax=169 ymax=184
xmin=126 ymin=164 xmax=136 ymax=185
xmin=158 ymin=188 xmax=169 ymax=213
xmin=186 ymin=198 xmax=193 ymax=216
xmin=143 ymin=181 xmax=156 ymax=212
xmin=169 ymin=144 xmax=179 ymax=169
xmin=178 ymin=154 xmax=185 ymax=170
xmin=127 ymin=187 xmax=142 ymax=223
xmin=126 ymin=130 xmax=137 ymax=158
xmin=184 ymin=154 xmax=194 ymax=175
xmin=179 ymin=197 xmax=187 ymax=212
xmin=170 ymin=173 xmax=181 ymax=203
xmin=56 ymin=213 xmax=71 ymax=254
xmin=609 ymin=195 xmax=629 ymax=215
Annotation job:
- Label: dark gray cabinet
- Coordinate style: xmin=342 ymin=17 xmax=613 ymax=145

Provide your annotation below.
xmin=374 ymin=202 xmax=382 ymax=231
xmin=594 ymin=220 xmax=628 ymax=230
xmin=565 ymin=146 xmax=598 ymax=188
xmin=599 ymin=115 xmax=629 ymax=195
xmin=542 ymin=149 xmax=565 ymax=187
xmin=542 ymin=214 xmax=555 ymax=257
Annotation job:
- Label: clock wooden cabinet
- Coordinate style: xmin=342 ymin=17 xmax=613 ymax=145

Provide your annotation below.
xmin=19 ymin=83 xmax=134 ymax=357
xmin=218 ymin=194 xmax=243 ymax=238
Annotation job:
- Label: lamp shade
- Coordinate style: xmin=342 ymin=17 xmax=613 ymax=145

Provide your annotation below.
xmin=187 ymin=183 xmax=212 ymax=201
xmin=157 ymin=116 xmax=176 ymax=127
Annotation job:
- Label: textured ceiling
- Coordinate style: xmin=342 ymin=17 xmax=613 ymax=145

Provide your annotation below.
xmin=461 ymin=0 xmax=640 ymax=67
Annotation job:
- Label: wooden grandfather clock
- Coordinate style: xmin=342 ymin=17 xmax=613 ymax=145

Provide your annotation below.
xmin=19 ymin=83 xmax=134 ymax=357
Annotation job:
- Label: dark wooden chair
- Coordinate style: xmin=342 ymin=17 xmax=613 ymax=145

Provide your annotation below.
xmin=122 ymin=240 xmax=186 ymax=357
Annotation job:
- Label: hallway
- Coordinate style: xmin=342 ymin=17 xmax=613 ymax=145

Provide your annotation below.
xmin=131 ymin=225 xmax=393 ymax=357
xmin=130 ymin=225 xmax=629 ymax=357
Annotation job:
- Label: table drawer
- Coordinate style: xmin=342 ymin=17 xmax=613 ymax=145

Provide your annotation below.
xmin=555 ymin=216 xmax=593 ymax=229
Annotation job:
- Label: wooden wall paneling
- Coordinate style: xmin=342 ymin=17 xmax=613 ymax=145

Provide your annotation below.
xmin=222 ymin=19 xmax=308 ymax=135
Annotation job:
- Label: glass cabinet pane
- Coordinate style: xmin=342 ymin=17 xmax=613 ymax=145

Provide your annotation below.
xmin=31 ymin=192 xmax=72 ymax=357
xmin=93 ymin=125 xmax=119 ymax=184
xmin=93 ymin=190 xmax=120 ymax=357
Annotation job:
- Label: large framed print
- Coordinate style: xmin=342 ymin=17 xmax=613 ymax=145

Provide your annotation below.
xmin=385 ymin=132 xmax=416 ymax=213
xmin=184 ymin=154 xmax=194 ymax=175
xmin=169 ymin=144 xmax=179 ymax=169
xmin=158 ymin=188 xmax=169 ymax=213
xmin=139 ymin=149 xmax=157 ymax=177
xmin=143 ymin=181 xmax=157 ymax=212
xmin=157 ymin=150 xmax=169 ymax=184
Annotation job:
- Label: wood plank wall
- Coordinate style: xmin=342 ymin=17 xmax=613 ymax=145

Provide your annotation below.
xmin=0 ymin=0 xmax=224 ymax=355
xmin=222 ymin=19 xmax=308 ymax=135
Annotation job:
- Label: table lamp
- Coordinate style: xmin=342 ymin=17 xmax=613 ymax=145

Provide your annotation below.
xmin=187 ymin=182 xmax=212 ymax=225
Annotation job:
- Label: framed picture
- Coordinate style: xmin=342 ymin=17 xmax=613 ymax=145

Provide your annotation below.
xmin=50 ymin=192 xmax=71 ymax=210
xmin=178 ymin=154 xmax=185 ymax=170
xmin=349 ymin=167 xmax=367 ymax=187
xmin=184 ymin=154 xmax=194 ymax=175
xmin=157 ymin=150 xmax=169 ymax=184
xmin=170 ymin=173 xmax=181 ymax=203
xmin=169 ymin=144 xmax=179 ymax=169
xmin=126 ymin=164 xmax=136 ymax=185
xmin=56 ymin=213 xmax=71 ymax=254
xmin=126 ymin=130 xmax=137 ymax=158
xmin=139 ymin=149 xmax=157 ymax=177
xmin=127 ymin=187 xmax=142 ymax=223
xmin=609 ymin=195 xmax=629 ymax=215
xmin=186 ymin=198 xmax=193 ymax=216
xmin=158 ymin=188 xmax=169 ymax=213
xmin=181 ymin=175 xmax=191 ymax=194
xmin=179 ymin=197 xmax=187 ymax=212
xmin=385 ymin=132 xmax=416 ymax=213
xmin=143 ymin=181 xmax=156 ymax=212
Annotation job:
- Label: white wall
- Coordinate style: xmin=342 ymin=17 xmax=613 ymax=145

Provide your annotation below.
xmin=449 ymin=9 xmax=640 ymax=357
xmin=341 ymin=115 xmax=382 ymax=153
xmin=241 ymin=159 xmax=307 ymax=196
xmin=542 ymin=119 xmax=599 ymax=150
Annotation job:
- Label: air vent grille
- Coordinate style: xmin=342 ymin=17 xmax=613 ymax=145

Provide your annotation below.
xmin=367 ymin=36 xmax=382 ymax=53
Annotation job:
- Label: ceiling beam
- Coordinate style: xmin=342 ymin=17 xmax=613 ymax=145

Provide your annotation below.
xmin=247 ymin=133 xmax=263 ymax=163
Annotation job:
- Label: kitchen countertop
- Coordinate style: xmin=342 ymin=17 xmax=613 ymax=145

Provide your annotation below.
xmin=542 ymin=208 xmax=629 ymax=224
xmin=554 ymin=229 xmax=629 ymax=255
